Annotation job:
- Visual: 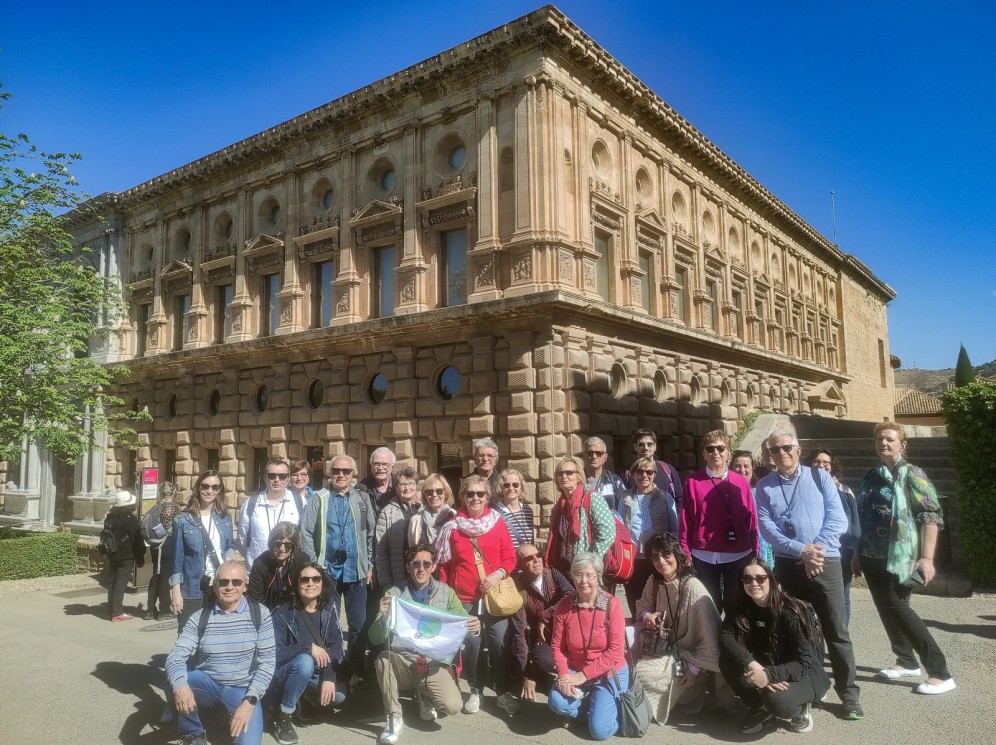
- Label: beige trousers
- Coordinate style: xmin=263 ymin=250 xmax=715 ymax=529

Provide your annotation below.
xmin=375 ymin=651 xmax=463 ymax=717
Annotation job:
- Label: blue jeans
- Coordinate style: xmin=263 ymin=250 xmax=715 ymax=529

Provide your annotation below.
xmin=266 ymin=653 xmax=315 ymax=716
xmin=335 ymin=579 xmax=367 ymax=679
xmin=549 ymin=665 xmax=629 ymax=741
xmin=179 ymin=670 xmax=263 ymax=745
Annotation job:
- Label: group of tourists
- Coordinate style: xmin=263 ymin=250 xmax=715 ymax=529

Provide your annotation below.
xmin=100 ymin=423 xmax=956 ymax=745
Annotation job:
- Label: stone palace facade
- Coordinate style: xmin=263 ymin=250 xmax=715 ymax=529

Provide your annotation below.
xmin=1 ymin=6 xmax=895 ymax=534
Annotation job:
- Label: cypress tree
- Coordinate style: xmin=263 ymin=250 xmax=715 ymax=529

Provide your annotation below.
xmin=954 ymin=344 xmax=975 ymax=387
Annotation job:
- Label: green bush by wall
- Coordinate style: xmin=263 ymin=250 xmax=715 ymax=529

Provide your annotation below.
xmin=0 ymin=529 xmax=80 ymax=581
xmin=942 ymin=381 xmax=996 ymax=585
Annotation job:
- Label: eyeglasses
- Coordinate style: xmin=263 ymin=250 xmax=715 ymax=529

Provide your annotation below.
xmin=272 ymin=541 xmax=294 ymax=550
xmin=290 ymin=471 xmax=309 ymax=480
xmin=408 ymin=560 xmax=433 ymax=570
xmin=556 ymin=470 xmax=578 ymax=477
xmin=423 ymin=487 xmax=446 ymax=497
xmin=330 ymin=467 xmax=352 ymax=476
xmin=298 ymin=575 xmax=323 ymax=585
xmin=585 ymin=450 xmax=606 ymax=457
xmin=397 ymin=482 xmax=417 ymax=490
xmin=476 ymin=453 xmax=497 ymax=461
xmin=572 ymin=572 xmax=599 ymax=582
xmin=635 ymin=468 xmax=655 ymax=476
xmin=371 ymin=462 xmax=392 ymax=469
xmin=200 ymin=483 xmax=222 ymax=492
xmin=463 ymin=490 xmax=487 ymax=499
xmin=767 ymin=444 xmax=796 ymax=455
xmin=266 ymin=472 xmax=289 ymax=480
xmin=705 ymin=445 xmax=727 ymax=454
xmin=216 ymin=578 xmax=245 ymax=588
xmin=503 ymin=482 xmax=521 ymax=489
xmin=741 ymin=575 xmax=769 ymax=586
xmin=519 ymin=553 xmax=542 ymax=563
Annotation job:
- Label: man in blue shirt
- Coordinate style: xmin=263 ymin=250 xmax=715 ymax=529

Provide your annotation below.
xmin=755 ymin=429 xmax=862 ymax=721
xmin=166 ymin=560 xmax=275 ymax=745
xmin=301 ymin=454 xmax=376 ymax=690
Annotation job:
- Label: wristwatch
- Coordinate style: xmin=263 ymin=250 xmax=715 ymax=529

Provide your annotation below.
xmin=242 ymin=695 xmax=258 ymax=706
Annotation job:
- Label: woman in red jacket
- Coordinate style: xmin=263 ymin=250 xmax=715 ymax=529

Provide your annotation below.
xmin=549 ymin=551 xmax=629 ymax=740
xmin=679 ymin=430 xmax=758 ymax=617
xmin=436 ymin=475 xmax=517 ymax=716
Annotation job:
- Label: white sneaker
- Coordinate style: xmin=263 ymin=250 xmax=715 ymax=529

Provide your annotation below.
xmin=915 ymin=678 xmax=956 ymax=695
xmin=877 ymin=667 xmax=922 ymax=679
xmin=417 ymin=688 xmax=437 ymax=721
xmin=463 ymin=688 xmax=480 ymax=714
xmin=379 ymin=713 xmax=404 ymax=745
xmin=496 ymin=692 xmax=521 ymax=715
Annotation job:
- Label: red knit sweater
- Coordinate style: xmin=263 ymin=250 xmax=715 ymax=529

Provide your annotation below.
xmin=551 ymin=590 xmax=627 ymax=681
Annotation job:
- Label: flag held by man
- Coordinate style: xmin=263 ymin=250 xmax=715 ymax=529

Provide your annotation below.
xmin=389 ymin=596 xmax=467 ymax=664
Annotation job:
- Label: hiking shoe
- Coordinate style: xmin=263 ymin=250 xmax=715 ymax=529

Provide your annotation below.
xmin=378 ymin=713 xmax=404 ymax=745
xmin=740 ymin=707 xmax=774 ymax=734
xmin=111 ymin=613 xmax=134 ymax=622
xmin=788 ymin=704 xmax=814 ymax=733
xmin=842 ymin=699 xmax=864 ymax=720
xmin=417 ymin=688 xmax=437 ymax=721
xmin=180 ymin=734 xmax=208 ymax=745
xmin=496 ymin=692 xmax=521 ymax=715
xmin=273 ymin=716 xmax=299 ymax=745
xmin=463 ymin=688 xmax=480 ymax=714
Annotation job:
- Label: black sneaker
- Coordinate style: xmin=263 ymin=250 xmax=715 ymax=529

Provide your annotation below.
xmin=740 ymin=707 xmax=774 ymax=734
xmin=273 ymin=716 xmax=299 ymax=745
xmin=788 ymin=704 xmax=814 ymax=733
xmin=842 ymin=699 xmax=864 ymax=720
xmin=180 ymin=734 xmax=207 ymax=745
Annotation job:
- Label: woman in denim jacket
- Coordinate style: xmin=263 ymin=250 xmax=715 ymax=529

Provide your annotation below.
xmin=169 ymin=469 xmax=235 ymax=632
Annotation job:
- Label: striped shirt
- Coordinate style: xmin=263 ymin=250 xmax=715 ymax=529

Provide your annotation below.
xmin=495 ymin=502 xmax=535 ymax=548
xmin=166 ymin=597 xmax=276 ymax=699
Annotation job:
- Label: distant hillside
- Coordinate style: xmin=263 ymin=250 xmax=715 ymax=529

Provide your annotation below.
xmin=896 ymin=359 xmax=996 ymax=396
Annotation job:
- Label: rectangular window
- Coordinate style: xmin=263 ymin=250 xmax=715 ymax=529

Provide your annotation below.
xmin=314 ymin=260 xmax=335 ymax=327
xmin=252 ymin=447 xmax=269 ymax=494
xmin=732 ymin=288 xmax=744 ymax=338
xmin=215 ymin=284 xmax=233 ymax=343
xmin=373 ymin=246 xmax=396 ymax=318
xmin=205 ymin=448 xmax=220 ymax=473
xmin=879 ymin=339 xmax=887 ymax=387
xmin=674 ymin=266 xmax=690 ymax=324
xmin=136 ymin=303 xmax=151 ymax=356
xmin=173 ymin=294 xmax=190 ymax=351
xmin=754 ymin=299 xmax=766 ymax=346
xmin=440 ymin=229 xmax=468 ymax=307
xmin=307 ymin=446 xmax=325 ymax=490
xmin=163 ymin=448 xmax=177 ymax=486
xmin=705 ymin=279 xmax=718 ymax=330
xmin=260 ymin=274 xmax=280 ymax=336
xmin=638 ymin=251 xmax=652 ymax=312
xmin=594 ymin=231 xmax=610 ymax=300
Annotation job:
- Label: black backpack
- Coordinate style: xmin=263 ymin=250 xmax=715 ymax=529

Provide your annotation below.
xmin=98 ymin=524 xmax=120 ymax=555
xmin=244 ymin=490 xmax=305 ymax=550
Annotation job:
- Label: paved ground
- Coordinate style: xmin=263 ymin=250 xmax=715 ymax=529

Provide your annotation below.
xmin=0 ymin=573 xmax=993 ymax=745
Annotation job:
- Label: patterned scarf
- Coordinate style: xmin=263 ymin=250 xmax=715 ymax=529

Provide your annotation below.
xmin=877 ymin=461 xmax=918 ymax=582
xmin=434 ymin=507 xmax=501 ymax=564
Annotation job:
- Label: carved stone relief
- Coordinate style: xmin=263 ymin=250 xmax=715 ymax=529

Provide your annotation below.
xmin=513 ymin=253 xmax=532 ymax=281
xmin=401 ymin=277 xmax=416 ymax=302
xmin=477 ymin=259 xmax=494 ymax=288
xmin=559 ymin=251 xmax=573 ymax=281
xmin=336 ymin=292 xmax=350 ymax=314
xmin=583 ymin=262 xmax=595 ymax=290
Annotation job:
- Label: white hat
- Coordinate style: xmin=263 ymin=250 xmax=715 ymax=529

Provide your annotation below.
xmin=115 ymin=490 xmax=136 ymax=506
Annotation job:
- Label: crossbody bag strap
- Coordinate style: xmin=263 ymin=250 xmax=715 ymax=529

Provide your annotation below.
xmin=469 ymin=538 xmax=489 ymax=581
xmin=298 ymin=608 xmax=326 ymax=649
xmin=196 ymin=515 xmax=221 ymax=571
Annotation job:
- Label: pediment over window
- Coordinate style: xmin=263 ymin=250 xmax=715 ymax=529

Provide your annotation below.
xmin=244 ymin=233 xmax=284 ymax=272
xmin=807 ymin=379 xmax=845 ymax=407
xmin=705 ymin=245 xmax=726 ymax=262
xmin=636 ymin=208 xmax=667 ymax=233
xmin=416 ymin=186 xmax=477 ymax=231
xmin=160 ymin=259 xmax=192 ymax=278
xmin=201 ymin=243 xmax=237 ymax=273
xmin=350 ymin=199 xmax=403 ymax=245
xmin=753 ymin=271 xmax=771 ymax=286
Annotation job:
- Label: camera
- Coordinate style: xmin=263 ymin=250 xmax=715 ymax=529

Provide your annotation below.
xmin=783 ymin=518 xmax=796 ymax=538
xmin=673 ymin=658 xmax=686 ymax=678
xmin=333 ymin=549 xmax=347 ymax=565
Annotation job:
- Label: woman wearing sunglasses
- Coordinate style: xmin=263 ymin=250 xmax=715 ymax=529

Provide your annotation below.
xmin=494 ymin=468 xmax=534 ymax=548
xmin=679 ymin=431 xmax=758 ymax=617
xmin=169 ymin=469 xmax=236 ymax=632
xmin=718 ymin=559 xmax=829 ymax=735
xmin=248 ymin=522 xmax=310 ymax=610
xmin=435 ymin=475 xmax=517 ymax=716
xmin=619 ymin=455 xmax=680 ymax=616
xmin=266 ymin=562 xmax=345 ymax=744
xmin=407 ymin=473 xmax=456 ymax=547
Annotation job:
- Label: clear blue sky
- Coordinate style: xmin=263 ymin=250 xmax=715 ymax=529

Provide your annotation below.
xmin=3 ymin=0 xmax=993 ymax=371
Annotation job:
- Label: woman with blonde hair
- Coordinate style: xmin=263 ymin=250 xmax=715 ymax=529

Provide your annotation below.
xmin=494 ymin=468 xmax=534 ymax=548
xmin=407 ymin=472 xmax=456 ymax=547
xmin=544 ymin=457 xmax=615 ymax=575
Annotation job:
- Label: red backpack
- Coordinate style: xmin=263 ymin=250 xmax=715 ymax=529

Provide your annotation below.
xmin=582 ymin=490 xmax=638 ymax=583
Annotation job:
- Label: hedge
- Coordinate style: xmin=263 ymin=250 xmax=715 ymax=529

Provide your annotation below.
xmin=0 ymin=529 xmax=80 ymax=581
xmin=942 ymin=381 xmax=996 ymax=585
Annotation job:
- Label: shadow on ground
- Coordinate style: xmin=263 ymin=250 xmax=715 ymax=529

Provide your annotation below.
xmin=925 ymin=617 xmax=996 ymax=640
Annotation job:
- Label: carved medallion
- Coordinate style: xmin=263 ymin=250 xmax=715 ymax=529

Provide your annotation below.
xmin=336 ymin=292 xmax=350 ymax=314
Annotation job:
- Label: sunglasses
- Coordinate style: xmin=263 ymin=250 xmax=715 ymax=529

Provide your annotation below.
xmin=503 ymin=482 xmax=521 ymax=489
xmin=330 ymin=467 xmax=352 ymax=475
xmin=519 ymin=553 xmax=542 ymax=563
xmin=216 ymin=578 xmax=245 ymax=588
xmin=298 ymin=575 xmax=323 ymax=585
xmin=585 ymin=450 xmax=606 ymax=457
xmin=463 ymin=490 xmax=487 ymax=499
xmin=635 ymin=468 xmax=655 ymax=476
xmin=408 ymin=560 xmax=433 ymax=570
xmin=271 ymin=540 xmax=294 ymax=550
xmin=705 ymin=445 xmax=727 ymax=454
xmin=556 ymin=470 xmax=578 ymax=477
xmin=423 ymin=487 xmax=446 ymax=497
xmin=200 ymin=483 xmax=222 ymax=492
xmin=767 ymin=444 xmax=796 ymax=455
xmin=741 ymin=575 xmax=769 ymax=586
xmin=266 ymin=472 xmax=289 ymax=480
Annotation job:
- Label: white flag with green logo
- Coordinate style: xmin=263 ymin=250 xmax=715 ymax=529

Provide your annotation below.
xmin=390 ymin=596 xmax=469 ymax=664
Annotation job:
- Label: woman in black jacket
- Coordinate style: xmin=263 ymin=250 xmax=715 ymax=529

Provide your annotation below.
xmin=247 ymin=521 xmax=310 ymax=610
xmin=103 ymin=490 xmax=145 ymax=621
xmin=719 ymin=559 xmax=830 ymax=735
xmin=265 ymin=562 xmax=345 ymax=743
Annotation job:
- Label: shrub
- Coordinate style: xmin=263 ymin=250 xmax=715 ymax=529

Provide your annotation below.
xmin=942 ymin=381 xmax=996 ymax=584
xmin=0 ymin=529 xmax=79 ymax=580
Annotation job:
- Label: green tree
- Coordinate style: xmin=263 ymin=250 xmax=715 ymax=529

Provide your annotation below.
xmin=0 ymin=85 xmax=127 ymax=463
xmin=954 ymin=344 xmax=975 ymax=387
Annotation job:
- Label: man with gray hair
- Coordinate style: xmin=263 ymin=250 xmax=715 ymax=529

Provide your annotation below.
xmin=358 ymin=446 xmax=398 ymax=514
xmin=301 ymin=454 xmax=376 ymax=691
xmin=754 ymin=429 xmax=862 ymax=721
xmin=469 ymin=437 xmax=501 ymax=494
xmin=582 ymin=436 xmax=626 ymax=512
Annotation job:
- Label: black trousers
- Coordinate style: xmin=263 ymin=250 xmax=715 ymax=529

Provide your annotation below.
xmin=692 ymin=553 xmax=753 ymax=617
xmin=108 ymin=557 xmax=135 ymax=618
xmin=862 ymin=556 xmax=950 ymax=679
xmin=624 ymin=558 xmax=655 ymax=618
xmin=146 ymin=546 xmax=172 ymax=615
xmin=719 ymin=654 xmax=815 ymax=719
xmin=774 ymin=557 xmax=858 ymax=701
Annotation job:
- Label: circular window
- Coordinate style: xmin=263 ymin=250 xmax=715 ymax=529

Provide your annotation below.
xmin=215 ymin=213 xmax=234 ymax=244
xmin=635 ymin=167 xmax=652 ymax=201
xmin=381 ymin=170 xmax=396 ymax=191
xmin=307 ymin=379 xmax=325 ymax=409
xmin=449 ymin=146 xmax=466 ymax=170
xmin=322 ymin=188 xmax=335 ymax=210
xmin=609 ymin=363 xmax=627 ymax=399
xmin=367 ymin=373 xmax=388 ymax=405
xmin=591 ymin=140 xmax=611 ymax=180
xmin=270 ymin=205 xmax=281 ymax=227
xmin=436 ymin=366 xmax=461 ymax=401
xmin=254 ymin=385 xmax=270 ymax=413
xmin=653 ymin=370 xmax=668 ymax=402
xmin=208 ymin=389 xmax=221 ymax=416
xmin=166 ymin=393 xmax=178 ymax=419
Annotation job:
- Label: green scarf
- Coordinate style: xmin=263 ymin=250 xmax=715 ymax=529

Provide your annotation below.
xmin=877 ymin=461 xmax=919 ymax=584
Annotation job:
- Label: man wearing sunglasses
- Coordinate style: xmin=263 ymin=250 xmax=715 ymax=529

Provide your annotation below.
xmin=623 ymin=428 xmax=684 ymax=514
xmin=301 ymin=454 xmax=376 ymax=692
xmin=755 ymin=429 xmax=862 ymax=721
xmin=582 ymin=436 xmax=627 ymax=513
xmin=166 ymin=560 xmax=276 ymax=745
xmin=238 ymin=458 xmax=305 ymax=570
xmin=509 ymin=544 xmax=573 ymax=706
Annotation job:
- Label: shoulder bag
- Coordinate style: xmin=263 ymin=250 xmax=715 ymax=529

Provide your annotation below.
xmin=470 ymin=538 xmax=523 ymax=617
